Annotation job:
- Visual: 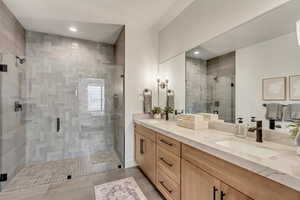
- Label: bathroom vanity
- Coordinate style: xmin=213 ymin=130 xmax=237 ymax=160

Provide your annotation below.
xmin=134 ymin=119 xmax=300 ymax=200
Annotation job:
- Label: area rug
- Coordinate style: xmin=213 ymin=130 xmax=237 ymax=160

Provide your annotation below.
xmin=95 ymin=177 xmax=147 ymax=200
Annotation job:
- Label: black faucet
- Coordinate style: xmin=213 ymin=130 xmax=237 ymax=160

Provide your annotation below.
xmin=248 ymin=120 xmax=263 ymax=143
xmin=256 ymin=120 xmax=263 ymax=143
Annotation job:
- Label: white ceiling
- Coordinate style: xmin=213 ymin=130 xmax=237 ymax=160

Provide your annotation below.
xmin=19 ymin=18 xmax=123 ymax=44
xmin=3 ymin=0 xmax=190 ymax=43
xmin=187 ymin=0 xmax=300 ymax=60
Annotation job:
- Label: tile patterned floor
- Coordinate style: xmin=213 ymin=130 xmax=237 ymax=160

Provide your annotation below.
xmin=3 ymin=151 xmax=122 ymax=192
xmin=0 ymin=167 xmax=165 ymax=200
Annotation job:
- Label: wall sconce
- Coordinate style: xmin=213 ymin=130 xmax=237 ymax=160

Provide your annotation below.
xmin=156 ymin=77 xmax=169 ymax=106
xmin=157 ymin=78 xmax=169 ymax=89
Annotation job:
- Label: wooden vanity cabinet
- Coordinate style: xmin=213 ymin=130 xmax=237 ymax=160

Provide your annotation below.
xmin=220 ymin=183 xmax=253 ymax=200
xmin=134 ymin=124 xmax=156 ymax=184
xmin=182 ymin=159 xmax=220 ymax=200
xmin=134 ymin=124 xmax=300 ymax=200
xmin=182 ymin=159 xmax=252 ymax=200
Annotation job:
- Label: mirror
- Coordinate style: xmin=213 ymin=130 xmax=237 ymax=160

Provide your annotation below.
xmin=185 ymin=0 xmax=300 ymax=129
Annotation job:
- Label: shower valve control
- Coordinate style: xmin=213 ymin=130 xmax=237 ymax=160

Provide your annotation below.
xmin=15 ymin=101 xmax=23 ymax=112
xmin=0 ymin=64 xmax=7 ymax=72
xmin=0 ymin=173 xmax=7 ymax=182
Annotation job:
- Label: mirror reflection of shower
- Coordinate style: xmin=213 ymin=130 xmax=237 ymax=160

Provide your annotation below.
xmin=185 ymin=51 xmax=236 ymax=123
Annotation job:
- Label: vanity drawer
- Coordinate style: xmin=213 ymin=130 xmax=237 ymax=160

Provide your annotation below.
xmin=134 ymin=123 xmax=156 ymax=142
xmin=157 ymin=145 xmax=181 ymax=184
xmin=157 ymin=134 xmax=181 ymax=156
xmin=157 ymin=170 xmax=180 ymax=200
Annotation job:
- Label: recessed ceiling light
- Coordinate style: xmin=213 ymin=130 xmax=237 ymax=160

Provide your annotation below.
xmin=69 ymin=26 xmax=78 ymax=32
xmin=194 ymin=51 xmax=200 ymax=55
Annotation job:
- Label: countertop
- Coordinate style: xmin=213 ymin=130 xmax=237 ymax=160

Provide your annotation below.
xmin=134 ymin=118 xmax=300 ymax=192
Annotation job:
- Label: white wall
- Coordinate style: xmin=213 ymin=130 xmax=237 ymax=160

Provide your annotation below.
xmin=124 ymin=25 xmax=159 ymax=167
xmin=236 ymin=32 xmax=300 ymax=127
xmin=158 ymin=53 xmax=186 ymax=111
xmin=159 ymin=0 xmax=291 ymax=63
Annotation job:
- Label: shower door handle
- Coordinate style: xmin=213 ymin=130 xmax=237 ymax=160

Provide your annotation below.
xmin=57 ymin=118 xmax=60 ymax=132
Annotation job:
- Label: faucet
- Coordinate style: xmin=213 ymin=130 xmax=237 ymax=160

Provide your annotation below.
xmin=256 ymin=121 xmax=263 ymax=143
xmin=248 ymin=120 xmax=263 ymax=143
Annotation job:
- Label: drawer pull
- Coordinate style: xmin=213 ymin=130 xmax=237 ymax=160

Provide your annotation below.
xmin=159 ymin=181 xmax=173 ymax=194
xmin=140 ymin=139 xmax=145 ymax=154
xmin=213 ymin=186 xmax=218 ymax=200
xmin=221 ymin=191 xmax=226 ymax=200
xmin=160 ymin=157 xmax=173 ymax=167
xmin=160 ymin=139 xmax=173 ymax=146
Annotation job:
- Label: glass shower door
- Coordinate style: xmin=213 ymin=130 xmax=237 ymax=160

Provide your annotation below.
xmin=24 ymin=55 xmax=123 ymax=171
xmin=0 ymin=53 xmax=26 ymax=190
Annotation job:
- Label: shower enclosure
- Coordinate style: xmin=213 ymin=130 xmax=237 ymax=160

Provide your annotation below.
xmin=185 ymin=52 xmax=236 ymax=123
xmin=0 ymin=31 xmax=125 ymax=191
xmin=0 ymin=53 xmax=26 ymax=191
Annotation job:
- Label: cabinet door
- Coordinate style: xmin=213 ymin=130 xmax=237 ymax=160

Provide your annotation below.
xmin=135 ymin=132 xmax=156 ymax=184
xmin=181 ymin=159 xmax=220 ymax=200
xmin=220 ymin=183 xmax=252 ymax=200
xmin=135 ymin=132 xmax=145 ymax=167
xmin=143 ymin=137 xmax=156 ymax=184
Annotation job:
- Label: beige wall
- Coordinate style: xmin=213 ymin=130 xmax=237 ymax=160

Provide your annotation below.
xmin=159 ymin=0 xmax=291 ymax=63
xmin=124 ymin=25 xmax=159 ymax=167
xmin=158 ymin=53 xmax=186 ymax=111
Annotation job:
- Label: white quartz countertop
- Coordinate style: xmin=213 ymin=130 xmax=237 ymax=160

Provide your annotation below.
xmin=134 ymin=119 xmax=300 ymax=192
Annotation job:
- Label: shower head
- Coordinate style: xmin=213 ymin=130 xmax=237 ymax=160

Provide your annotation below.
xmin=16 ymin=56 xmax=26 ymax=65
xmin=214 ymin=76 xmax=218 ymax=81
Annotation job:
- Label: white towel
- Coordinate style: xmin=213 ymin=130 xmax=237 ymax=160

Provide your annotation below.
xmin=265 ymin=103 xmax=283 ymax=121
xmin=285 ymin=104 xmax=300 ymax=121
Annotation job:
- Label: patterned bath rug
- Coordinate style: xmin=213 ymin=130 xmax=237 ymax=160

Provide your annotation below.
xmin=95 ymin=177 xmax=147 ymax=200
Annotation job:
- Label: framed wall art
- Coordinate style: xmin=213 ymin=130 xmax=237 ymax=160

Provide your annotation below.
xmin=289 ymin=75 xmax=300 ymax=101
xmin=262 ymin=77 xmax=286 ymax=101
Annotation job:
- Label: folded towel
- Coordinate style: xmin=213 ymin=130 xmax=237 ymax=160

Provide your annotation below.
xmin=285 ymin=104 xmax=300 ymax=121
xmin=167 ymin=94 xmax=175 ymax=109
xmin=265 ymin=103 xmax=283 ymax=121
xmin=143 ymin=94 xmax=152 ymax=113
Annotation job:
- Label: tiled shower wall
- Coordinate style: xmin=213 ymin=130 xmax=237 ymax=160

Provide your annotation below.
xmin=207 ymin=52 xmax=235 ymax=123
xmin=24 ymin=31 xmax=123 ymax=164
xmin=186 ymin=52 xmax=235 ymax=123
xmin=0 ymin=0 xmax=26 ymax=189
xmin=186 ymin=57 xmax=208 ymax=113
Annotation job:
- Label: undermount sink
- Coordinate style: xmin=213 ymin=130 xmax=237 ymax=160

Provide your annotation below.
xmin=216 ymin=139 xmax=280 ymax=159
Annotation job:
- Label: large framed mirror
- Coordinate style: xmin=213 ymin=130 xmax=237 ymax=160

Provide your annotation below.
xmin=184 ymin=0 xmax=300 ymax=129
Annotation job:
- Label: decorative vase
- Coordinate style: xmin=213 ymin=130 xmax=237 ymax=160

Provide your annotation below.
xmin=295 ymin=130 xmax=300 ymax=155
xmin=153 ymin=114 xmax=161 ymax=119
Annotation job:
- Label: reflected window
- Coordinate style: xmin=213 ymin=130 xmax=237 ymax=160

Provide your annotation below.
xmin=88 ymin=81 xmax=105 ymax=113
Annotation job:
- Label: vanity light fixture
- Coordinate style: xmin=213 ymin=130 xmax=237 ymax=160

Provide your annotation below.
xmin=156 ymin=76 xmax=169 ymax=106
xmin=297 ymin=20 xmax=300 ymax=46
xmin=194 ymin=51 xmax=200 ymax=55
xmin=69 ymin=26 xmax=78 ymax=32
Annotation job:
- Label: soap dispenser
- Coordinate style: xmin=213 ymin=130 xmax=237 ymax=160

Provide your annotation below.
xmin=236 ymin=118 xmax=248 ymax=138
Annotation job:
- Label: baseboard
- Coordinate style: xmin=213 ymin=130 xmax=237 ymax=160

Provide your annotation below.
xmin=125 ymin=159 xmax=137 ymax=168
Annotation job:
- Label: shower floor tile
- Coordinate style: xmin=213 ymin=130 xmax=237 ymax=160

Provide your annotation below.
xmin=3 ymin=151 xmax=121 ymax=192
